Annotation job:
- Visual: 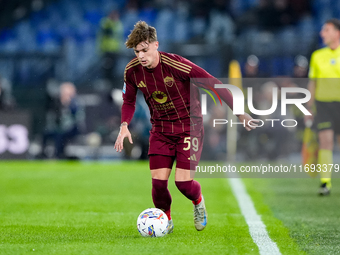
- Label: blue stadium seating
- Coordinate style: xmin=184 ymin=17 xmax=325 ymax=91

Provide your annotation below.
xmin=0 ymin=0 xmax=336 ymax=80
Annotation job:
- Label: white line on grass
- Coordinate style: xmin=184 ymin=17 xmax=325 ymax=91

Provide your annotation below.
xmin=228 ymin=177 xmax=282 ymax=255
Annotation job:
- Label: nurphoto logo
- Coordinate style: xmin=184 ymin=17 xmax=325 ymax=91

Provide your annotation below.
xmin=201 ymin=84 xmax=312 ymax=128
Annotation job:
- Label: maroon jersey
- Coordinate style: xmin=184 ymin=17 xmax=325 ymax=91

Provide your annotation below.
xmin=122 ymin=51 xmax=233 ymax=133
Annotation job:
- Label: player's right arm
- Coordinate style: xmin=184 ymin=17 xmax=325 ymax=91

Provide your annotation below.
xmin=176 ymin=55 xmax=258 ymax=131
xmin=114 ymin=66 xmax=137 ymax=152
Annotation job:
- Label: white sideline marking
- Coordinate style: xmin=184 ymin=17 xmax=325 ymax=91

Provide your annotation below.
xmin=228 ymin=178 xmax=282 ymax=255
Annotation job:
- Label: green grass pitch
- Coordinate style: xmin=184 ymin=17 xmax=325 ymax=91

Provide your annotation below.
xmin=1 ymin=161 xmax=340 ymax=254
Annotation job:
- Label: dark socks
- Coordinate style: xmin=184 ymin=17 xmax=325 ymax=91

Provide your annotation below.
xmin=175 ymin=180 xmax=201 ymax=202
xmin=152 ymin=178 xmax=172 ymax=220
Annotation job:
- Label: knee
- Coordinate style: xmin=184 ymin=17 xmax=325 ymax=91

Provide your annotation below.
xmin=175 ymin=180 xmax=192 ymax=193
xmin=175 ymin=180 xmax=201 ymax=201
xmin=152 ymin=178 xmax=168 ymax=191
xmin=319 ymin=132 xmax=334 ymax=150
xmin=320 ymin=141 xmax=333 ymax=150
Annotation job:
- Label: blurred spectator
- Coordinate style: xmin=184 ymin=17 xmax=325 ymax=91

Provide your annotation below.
xmin=206 ymin=8 xmax=235 ymax=44
xmin=41 ymin=82 xmax=85 ymax=159
xmin=287 ymin=0 xmax=311 ymax=19
xmin=98 ymin=10 xmax=123 ymax=88
xmin=236 ymin=2 xmax=259 ymax=29
xmin=238 ymin=0 xmax=296 ymax=32
xmin=139 ymin=0 xmax=157 ymax=25
xmin=243 ymin=55 xmax=268 ymax=78
xmin=0 ymin=83 xmax=5 ymax=110
xmin=0 ymin=76 xmax=15 ymax=111
xmin=244 ymin=55 xmax=260 ymax=78
xmin=189 ymin=0 xmax=210 ymax=42
xmin=273 ymin=0 xmax=296 ymax=27
xmin=293 ymin=55 xmax=309 ymax=78
xmin=86 ymin=86 xmax=121 ymax=145
xmin=211 ymin=0 xmax=231 ymax=13
xmin=122 ymin=0 xmax=140 ymax=38
xmin=258 ymin=0 xmax=295 ymax=31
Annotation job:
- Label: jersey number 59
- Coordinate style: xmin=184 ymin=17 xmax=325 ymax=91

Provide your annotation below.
xmin=183 ymin=137 xmax=199 ymax=152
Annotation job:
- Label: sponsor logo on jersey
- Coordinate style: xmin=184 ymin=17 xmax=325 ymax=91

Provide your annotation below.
xmin=152 ymin=91 xmax=168 ymax=104
xmin=164 ymin=76 xmax=174 ymax=87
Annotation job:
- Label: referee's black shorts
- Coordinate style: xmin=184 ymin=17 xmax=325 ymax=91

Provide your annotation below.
xmin=315 ymin=101 xmax=340 ymax=134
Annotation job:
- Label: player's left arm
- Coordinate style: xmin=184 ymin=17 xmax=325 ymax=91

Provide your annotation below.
xmin=178 ymin=57 xmax=258 ymax=131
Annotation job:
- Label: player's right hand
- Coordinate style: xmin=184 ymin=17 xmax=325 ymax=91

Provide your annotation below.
xmin=114 ymin=125 xmax=133 ymax=153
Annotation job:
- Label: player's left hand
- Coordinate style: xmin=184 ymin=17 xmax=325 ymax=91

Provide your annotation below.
xmin=237 ymin=113 xmax=259 ymax=131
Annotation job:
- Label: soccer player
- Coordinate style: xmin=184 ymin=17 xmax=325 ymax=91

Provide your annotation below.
xmin=305 ymin=18 xmax=340 ymax=196
xmin=114 ymin=21 xmax=257 ymax=232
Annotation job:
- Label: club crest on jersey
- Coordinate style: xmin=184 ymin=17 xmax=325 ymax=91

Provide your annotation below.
xmin=164 ymin=76 xmax=174 ymax=87
xmin=152 ymin=91 xmax=168 ymax=104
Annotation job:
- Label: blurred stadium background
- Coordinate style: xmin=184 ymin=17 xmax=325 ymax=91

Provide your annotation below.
xmin=0 ymin=0 xmax=338 ymax=161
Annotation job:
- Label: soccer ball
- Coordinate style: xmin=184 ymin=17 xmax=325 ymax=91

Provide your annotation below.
xmin=137 ymin=208 xmax=169 ymax=237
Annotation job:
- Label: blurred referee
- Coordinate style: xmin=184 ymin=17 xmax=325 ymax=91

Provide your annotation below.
xmin=305 ymin=18 xmax=340 ymax=196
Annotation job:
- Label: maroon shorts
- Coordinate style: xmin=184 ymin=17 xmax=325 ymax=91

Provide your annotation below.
xmin=148 ymin=128 xmax=204 ymax=170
